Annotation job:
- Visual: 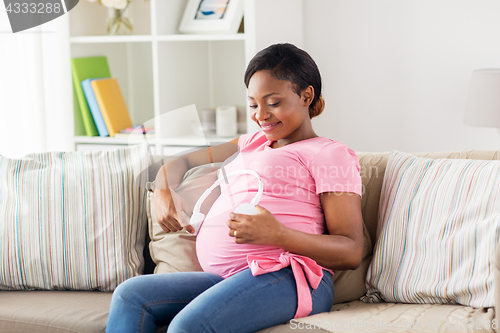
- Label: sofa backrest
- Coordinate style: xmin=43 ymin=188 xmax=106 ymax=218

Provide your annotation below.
xmin=149 ymin=150 xmax=500 ymax=242
xmin=147 ymin=150 xmax=500 ymax=253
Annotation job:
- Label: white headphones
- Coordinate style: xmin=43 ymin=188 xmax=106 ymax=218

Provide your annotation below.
xmin=187 ymin=170 xmax=263 ymax=235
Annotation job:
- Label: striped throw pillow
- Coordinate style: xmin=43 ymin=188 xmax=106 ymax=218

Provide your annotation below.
xmin=0 ymin=145 xmax=149 ymax=291
xmin=364 ymin=150 xmax=500 ymax=307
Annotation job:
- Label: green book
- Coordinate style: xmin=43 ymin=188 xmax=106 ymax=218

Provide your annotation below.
xmin=71 ymin=56 xmax=112 ymax=137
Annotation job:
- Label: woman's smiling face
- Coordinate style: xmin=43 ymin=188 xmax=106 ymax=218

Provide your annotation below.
xmin=247 ymin=70 xmax=316 ymax=147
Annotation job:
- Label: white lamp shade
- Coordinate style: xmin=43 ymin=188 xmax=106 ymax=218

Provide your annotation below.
xmin=464 ymin=69 xmax=500 ymax=128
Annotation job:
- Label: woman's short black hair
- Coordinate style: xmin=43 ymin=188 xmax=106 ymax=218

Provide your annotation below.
xmin=244 ymin=43 xmax=324 ymax=118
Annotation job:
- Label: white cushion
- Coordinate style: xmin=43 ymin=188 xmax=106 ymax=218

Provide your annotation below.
xmin=0 ymin=145 xmax=149 ymax=291
xmin=364 ymin=151 xmax=500 ymax=307
xmin=148 ymin=163 xmax=222 ymax=274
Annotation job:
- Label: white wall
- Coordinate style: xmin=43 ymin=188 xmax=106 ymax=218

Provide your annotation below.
xmin=304 ymin=0 xmax=500 ymax=152
xmin=245 ymin=0 xmax=305 ymax=133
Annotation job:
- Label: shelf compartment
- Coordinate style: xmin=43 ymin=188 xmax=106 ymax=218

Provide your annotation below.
xmin=154 ymin=0 xmax=188 ymax=35
xmin=156 ymin=40 xmax=246 ymax=137
xmin=70 ymin=0 xmax=151 ymax=37
xmin=71 ymin=42 xmax=154 ymax=135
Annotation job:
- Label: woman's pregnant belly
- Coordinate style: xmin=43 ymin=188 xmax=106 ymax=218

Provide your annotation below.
xmin=195 ymin=191 xmax=323 ymax=278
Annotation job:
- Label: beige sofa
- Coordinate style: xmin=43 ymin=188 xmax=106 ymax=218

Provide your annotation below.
xmin=1 ymin=150 xmax=499 ymax=333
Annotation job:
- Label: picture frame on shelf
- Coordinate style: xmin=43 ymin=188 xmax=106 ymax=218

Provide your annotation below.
xmin=179 ymin=0 xmax=244 ymax=34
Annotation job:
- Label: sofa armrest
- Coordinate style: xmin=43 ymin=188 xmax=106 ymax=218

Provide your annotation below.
xmin=495 ymin=244 xmax=500 ymax=333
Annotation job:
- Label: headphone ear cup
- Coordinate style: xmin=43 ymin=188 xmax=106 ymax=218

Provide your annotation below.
xmin=234 ymin=203 xmax=258 ymax=215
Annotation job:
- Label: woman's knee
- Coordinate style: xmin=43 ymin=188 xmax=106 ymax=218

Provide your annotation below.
xmin=111 ymin=275 xmax=150 ymax=306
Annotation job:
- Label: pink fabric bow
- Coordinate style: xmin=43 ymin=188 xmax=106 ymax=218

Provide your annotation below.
xmin=247 ymin=252 xmax=324 ymax=319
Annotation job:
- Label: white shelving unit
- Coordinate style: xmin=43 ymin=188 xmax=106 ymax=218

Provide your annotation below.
xmin=69 ymin=0 xmax=248 ymax=155
xmin=68 ymin=0 xmax=306 ymax=154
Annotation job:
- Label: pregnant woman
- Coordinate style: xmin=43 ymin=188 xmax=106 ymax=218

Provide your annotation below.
xmin=106 ymin=43 xmax=364 ymax=333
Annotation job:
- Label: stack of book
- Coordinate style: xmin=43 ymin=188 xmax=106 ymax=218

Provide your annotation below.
xmin=71 ymin=56 xmax=154 ymax=138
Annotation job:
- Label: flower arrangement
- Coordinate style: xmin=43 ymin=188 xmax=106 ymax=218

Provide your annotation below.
xmin=86 ymin=0 xmax=148 ymax=35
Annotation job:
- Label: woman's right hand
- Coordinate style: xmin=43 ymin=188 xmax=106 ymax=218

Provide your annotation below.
xmin=154 ymin=188 xmax=195 ymax=234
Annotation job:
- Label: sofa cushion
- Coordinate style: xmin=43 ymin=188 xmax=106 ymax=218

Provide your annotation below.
xmin=0 ymin=291 xmax=112 ymax=333
xmin=0 ymin=145 xmax=149 ymax=291
xmin=364 ymin=150 xmax=500 ymax=307
xmin=356 ymin=150 xmax=500 ymax=246
xmin=148 ymin=190 xmax=202 ymax=273
xmin=293 ymin=300 xmax=496 ymax=333
xmin=331 ymin=224 xmax=372 ymax=304
xmin=356 ymin=152 xmax=390 ymax=247
xmin=148 ymin=163 xmax=222 ymax=274
xmin=321 ymin=152 xmax=390 ymax=304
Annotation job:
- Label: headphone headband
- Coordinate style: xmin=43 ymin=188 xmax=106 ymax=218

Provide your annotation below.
xmin=189 ymin=169 xmax=263 ymax=235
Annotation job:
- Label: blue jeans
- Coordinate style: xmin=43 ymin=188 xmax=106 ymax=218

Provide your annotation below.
xmin=106 ymin=267 xmax=334 ymax=333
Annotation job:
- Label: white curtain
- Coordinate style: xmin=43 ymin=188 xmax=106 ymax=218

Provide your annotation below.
xmin=0 ymin=9 xmax=74 ymax=159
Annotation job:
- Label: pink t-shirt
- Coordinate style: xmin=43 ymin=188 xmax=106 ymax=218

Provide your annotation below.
xmin=196 ymin=131 xmax=362 ymax=279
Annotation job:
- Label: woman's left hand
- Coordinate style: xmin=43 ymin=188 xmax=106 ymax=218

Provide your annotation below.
xmin=227 ymin=205 xmax=287 ymax=246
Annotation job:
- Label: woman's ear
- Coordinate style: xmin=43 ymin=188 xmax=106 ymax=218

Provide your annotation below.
xmin=302 ymin=86 xmax=314 ymax=107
